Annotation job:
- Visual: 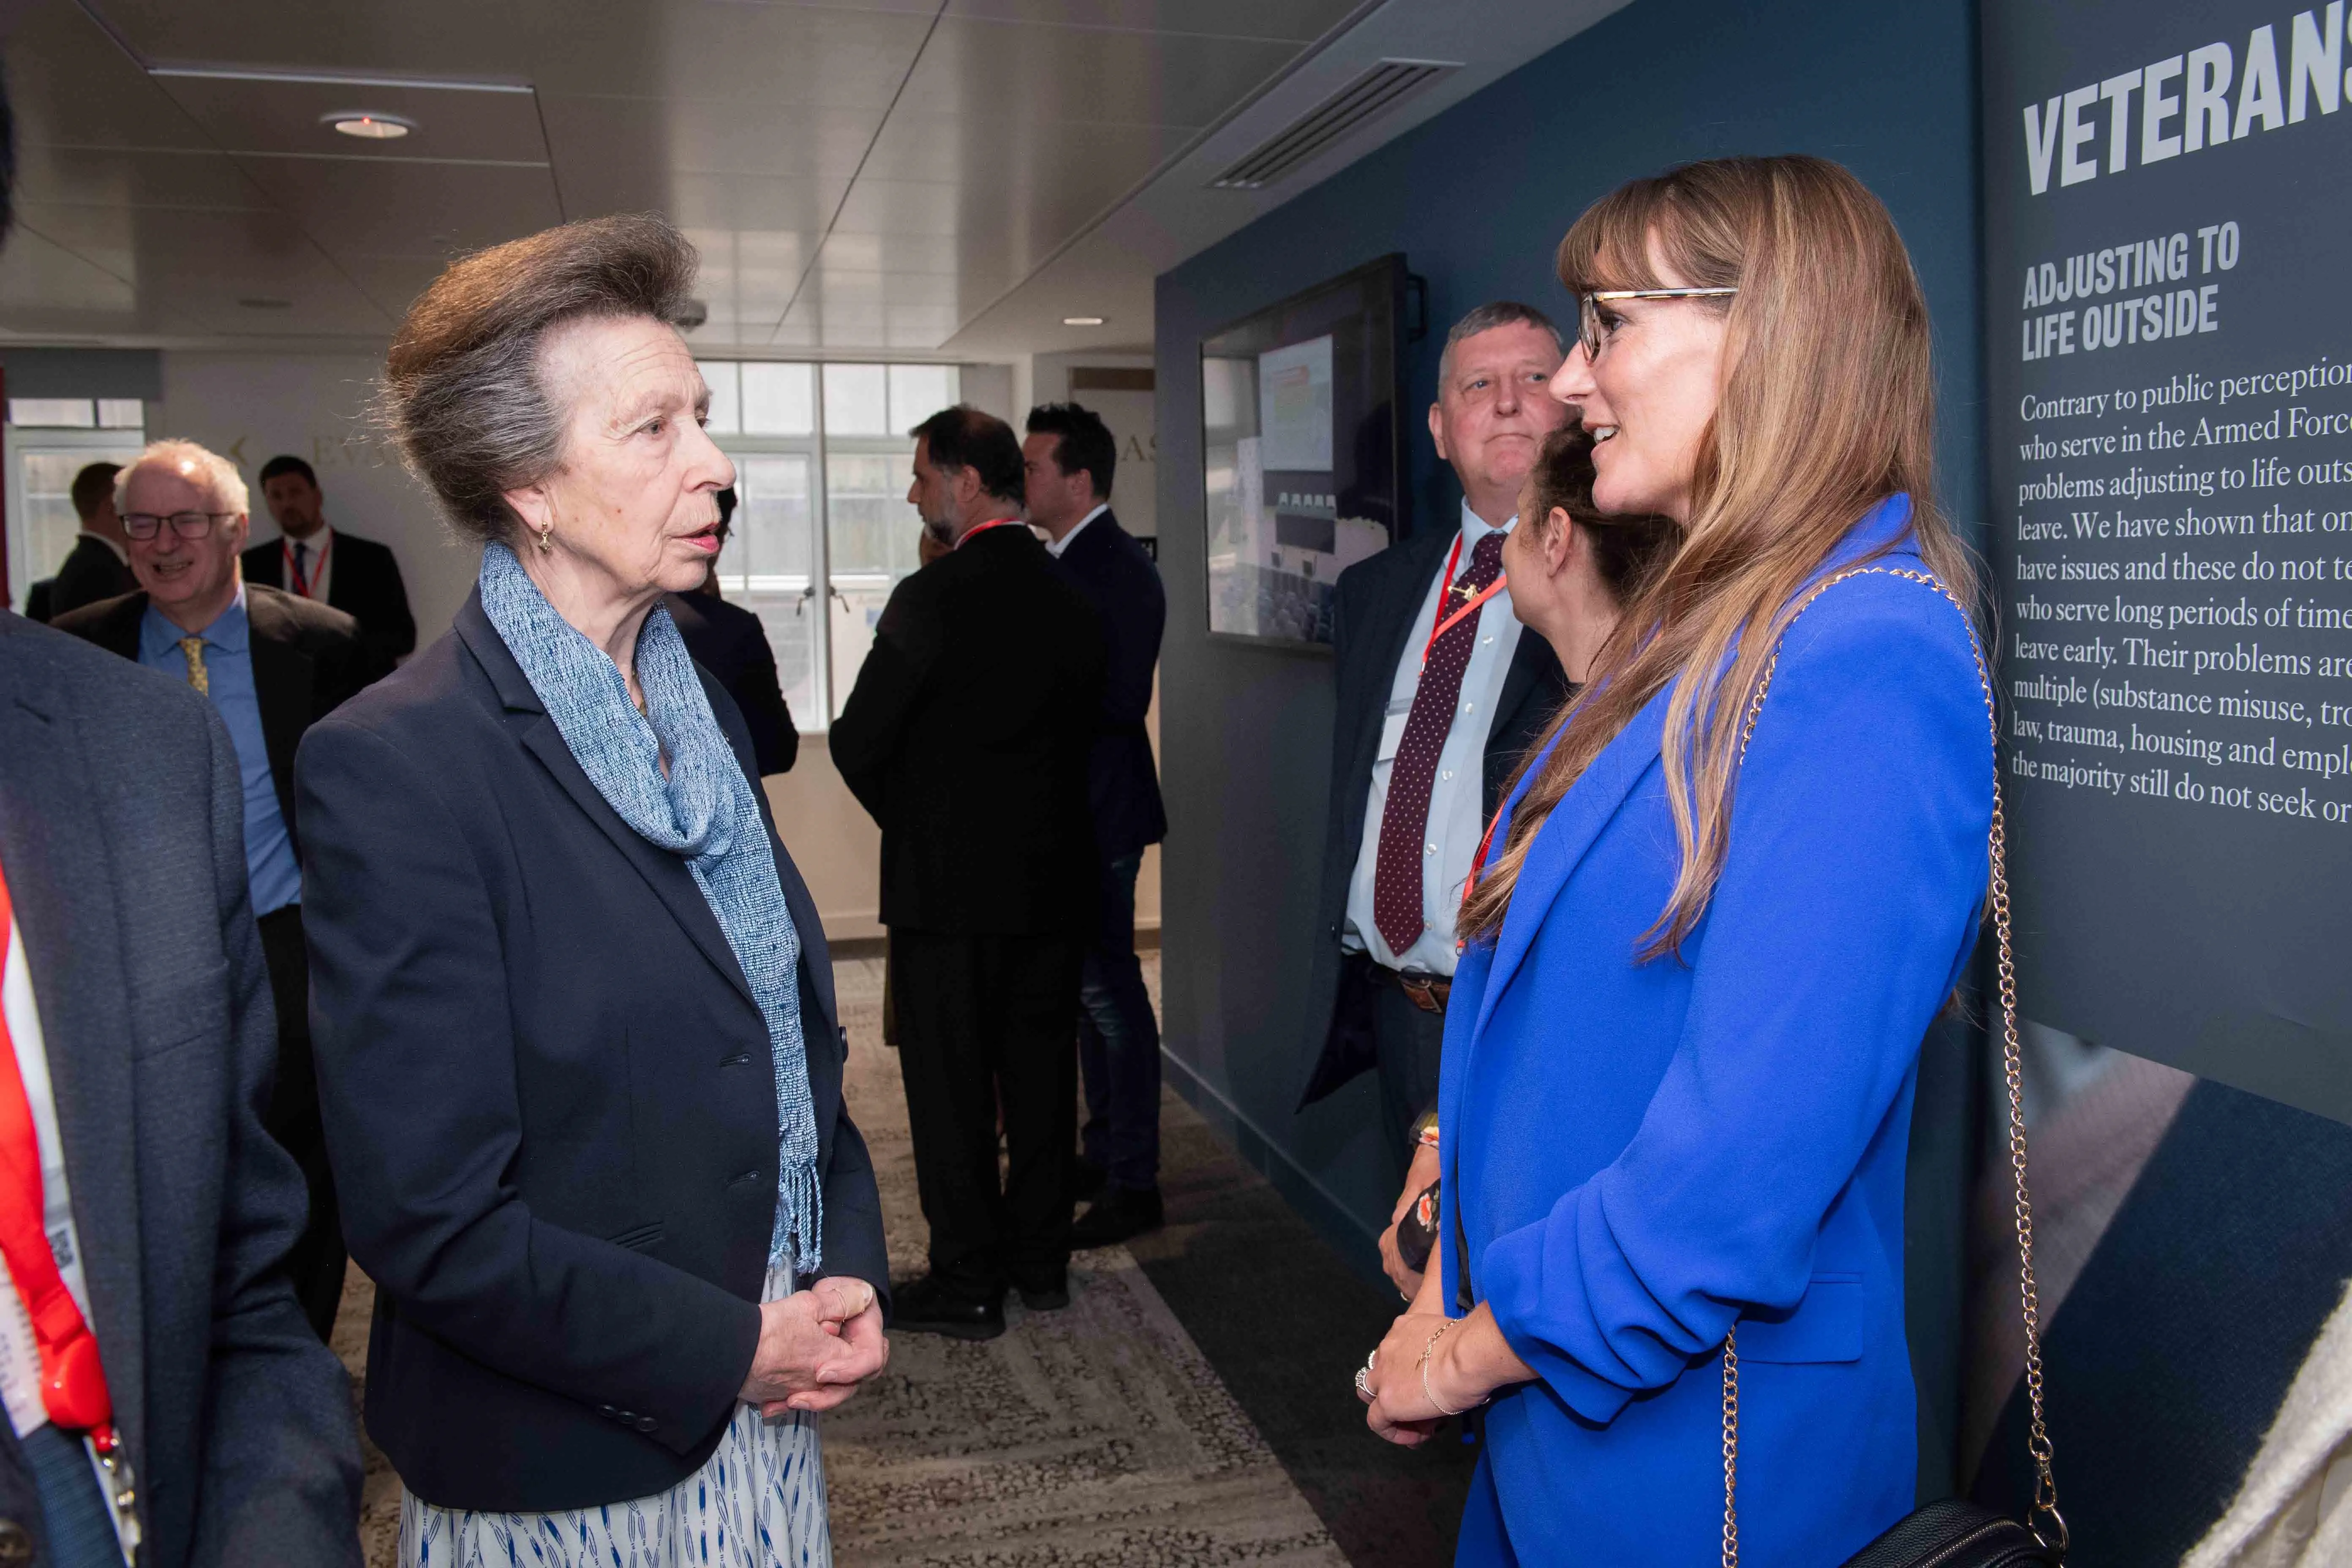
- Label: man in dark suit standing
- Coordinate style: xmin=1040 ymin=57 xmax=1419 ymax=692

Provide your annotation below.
xmin=1295 ymin=303 xmax=1574 ymax=1289
xmin=666 ymin=487 xmax=798 ymax=776
xmin=33 ymin=462 xmax=135 ymax=622
xmin=833 ymin=406 xmax=1105 ymax=1340
xmin=241 ymin=454 xmax=416 ymax=676
xmin=1023 ymin=403 xmax=1169 ymax=1246
xmin=56 ymin=441 xmax=374 ymax=1342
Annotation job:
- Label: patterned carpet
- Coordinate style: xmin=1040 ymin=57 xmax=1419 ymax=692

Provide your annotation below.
xmin=341 ymin=952 xmax=1344 ymax=1567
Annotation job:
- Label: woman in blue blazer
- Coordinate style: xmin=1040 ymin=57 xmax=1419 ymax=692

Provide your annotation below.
xmin=1357 ymin=157 xmax=1996 ymax=1566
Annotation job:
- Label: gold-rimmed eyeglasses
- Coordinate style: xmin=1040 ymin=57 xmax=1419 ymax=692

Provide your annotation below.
xmin=122 ymin=511 xmax=234 ymax=542
xmin=1578 ymin=288 xmax=1740 ymax=362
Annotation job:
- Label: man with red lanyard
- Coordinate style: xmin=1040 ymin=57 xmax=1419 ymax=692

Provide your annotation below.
xmin=0 ymin=611 xmax=362 ymax=1566
xmin=1293 ymin=303 xmax=1574 ymax=1300
xmin=832 ymin=406 xmax=1107 ymax=1342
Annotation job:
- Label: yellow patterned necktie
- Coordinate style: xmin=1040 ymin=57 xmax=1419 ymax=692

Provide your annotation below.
xmin=177 ymin=636 xmax=209 ymax=696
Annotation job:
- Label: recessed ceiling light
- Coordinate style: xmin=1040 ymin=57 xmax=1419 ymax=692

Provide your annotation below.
xmin=1063 ymin=315 xmax=1105 ymax=327
xmin=323 ymin=112 xmax=415 ymax=140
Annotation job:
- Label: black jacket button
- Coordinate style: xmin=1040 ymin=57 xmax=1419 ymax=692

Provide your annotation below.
xmin=634 ymin=1415 xmax=659 ymax=1434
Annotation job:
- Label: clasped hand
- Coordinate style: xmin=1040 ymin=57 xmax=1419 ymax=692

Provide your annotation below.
xmin=738 ymin=1276 xmax=890 ymax=1417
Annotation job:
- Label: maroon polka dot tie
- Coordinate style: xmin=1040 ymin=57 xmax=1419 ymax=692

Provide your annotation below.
xmin=1373 ymin=530 xmax=1506 ymax=956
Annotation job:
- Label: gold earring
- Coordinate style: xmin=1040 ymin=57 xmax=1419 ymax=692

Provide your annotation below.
xmin=534 ymin=523 xmax=554 ymax=555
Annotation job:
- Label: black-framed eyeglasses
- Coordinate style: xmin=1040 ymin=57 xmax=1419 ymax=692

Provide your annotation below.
xmin=1578 ymin=288 xmax=1740 ymax=362
xmin=122 ymin=510 xmax=233 ymax=542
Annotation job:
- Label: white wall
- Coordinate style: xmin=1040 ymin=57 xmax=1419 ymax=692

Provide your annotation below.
xmin=155 ymin=350 xmax=478 ymax=648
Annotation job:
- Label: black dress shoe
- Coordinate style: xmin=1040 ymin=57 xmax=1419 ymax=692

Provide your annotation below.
xmin=890 ymin=1274 xmax=1005 ymax=1340
xmin=1070 ymin=1185 xmax=1164 ymax=1248
xmin=1069 ymin=1156 xmax=1108 ymax=1204
xmin=1014 ymin=1274 xmax=1070 ymax=1311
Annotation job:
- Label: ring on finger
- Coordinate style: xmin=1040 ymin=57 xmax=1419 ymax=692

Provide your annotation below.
xmin=1354 ymin=1367 xmax=1373 ymax=1401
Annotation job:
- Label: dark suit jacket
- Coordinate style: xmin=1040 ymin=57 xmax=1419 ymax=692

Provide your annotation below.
xmin=1049 ymin=509 xmax=1168 ymax=863
xmin=1297 ymin=523 xmax=1572 ymax=1107
xmin=243 ymin=529 xmax=416 ymax=674
xmin=23 ymin=580 xmax=52 ymax=623
xmin=295 ymin=592 xmax=887 ymax=1512
xmin=666 ymin=590 xmax=798 ymax=776
xmin=52 ymin=585 xmax=376 ymax=863
xmin=0 ymin=613 xmax=362 ymax=1566
xmin=45 ymin=534 xmax=136 ymax=621
xmin=831 ymin=524 xmax=1107 ymax=935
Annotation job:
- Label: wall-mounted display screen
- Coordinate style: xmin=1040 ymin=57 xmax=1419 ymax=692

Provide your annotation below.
xmin=1200 ymin=253 xmax=1406 ymax=650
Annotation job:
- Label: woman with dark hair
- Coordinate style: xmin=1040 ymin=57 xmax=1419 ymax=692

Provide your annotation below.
xmin=1356 ymin=156 xmax=1995 ymax=1565
xmin=298 ymin=215 xmax=888 ymax=1565
xmin=1502 ymin=425 xmax=1679 ymax=686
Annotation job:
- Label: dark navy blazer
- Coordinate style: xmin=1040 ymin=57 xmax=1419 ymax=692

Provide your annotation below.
xmin=1049 ymin=508 xmax=1168 ymax=863
xmin=297 ymin=591 xmax=886 ymax=1513
xmin=1440 ymin=498 xmax=1992 ymax=1566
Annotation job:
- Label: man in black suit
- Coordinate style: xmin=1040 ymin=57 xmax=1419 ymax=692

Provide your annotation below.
xmin=666 ymin=487 xmax=798 ymax=775
xmin=56 ymin=441 xmax=375 ymax=1342
xmin=241 ymin=454 xmax=416 ymax=675
xmin=33 ymin=461 xmax=134 ymax=622
xmin=833 ymin=406 xmax=1106 ymax=1340
xmin=1296 ymin=303 xmax=1574 ymax=1289
xmin=1023 ymin=403 xmax=1170 ymax=1246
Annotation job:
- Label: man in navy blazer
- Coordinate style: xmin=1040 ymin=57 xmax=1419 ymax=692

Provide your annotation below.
xmin=1296 ymin=304 xmax=1574 ymax=1271
xmin=1024 ymin=403 xmax=1169 ymax=1245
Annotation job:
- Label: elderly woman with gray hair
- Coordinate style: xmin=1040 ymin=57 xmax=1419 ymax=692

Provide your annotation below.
xmin=297 ymin=214 xmax=889 ymax=1565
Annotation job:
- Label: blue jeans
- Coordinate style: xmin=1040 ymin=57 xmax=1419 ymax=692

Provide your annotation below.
xmin=1078 ymin=854 xmax=1161 ymax=1191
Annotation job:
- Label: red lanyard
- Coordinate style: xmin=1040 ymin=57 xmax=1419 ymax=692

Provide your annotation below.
xmin=0 ymin=866 xmax=117 ymax=1456
xmin=955 ymin=518 xmax=1026 ymax=550
xmin=1421 ymin=532 xmax=1509 ymax=666
xmin=284 ymin=534 xmax=329 ymax=597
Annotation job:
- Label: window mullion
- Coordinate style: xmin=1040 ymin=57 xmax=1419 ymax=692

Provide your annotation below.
xmin=811 ymin=368 xmax=833 ymax=725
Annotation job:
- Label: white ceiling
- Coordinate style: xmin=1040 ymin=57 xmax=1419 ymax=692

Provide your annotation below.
xmin=0 ymin=0 xmax=1625 ymax=359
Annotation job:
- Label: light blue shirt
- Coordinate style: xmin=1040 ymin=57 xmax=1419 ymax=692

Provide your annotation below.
xmin=1342 ymin=500 xmax=1525 ymax=975
xmin=138 ymin=585 xmax=303 ymax=916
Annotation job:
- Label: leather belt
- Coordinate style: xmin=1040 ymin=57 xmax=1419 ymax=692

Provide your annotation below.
xmin=1375 ymin=963 xmax=1451 ymax=1014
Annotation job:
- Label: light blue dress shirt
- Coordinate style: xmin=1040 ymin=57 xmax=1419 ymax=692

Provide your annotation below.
xmin=1342 ymin=500 xmax=1524 ymax=976
xmin=138 ymin=586 xmax=303 ymax=916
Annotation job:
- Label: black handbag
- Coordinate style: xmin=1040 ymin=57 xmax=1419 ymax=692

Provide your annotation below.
xmin=1716 ymin=568 xmax=2066 ymax=1568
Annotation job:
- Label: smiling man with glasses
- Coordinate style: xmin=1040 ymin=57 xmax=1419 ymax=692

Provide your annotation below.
xmin=52 ymin=439 xmax=377 ymax=1345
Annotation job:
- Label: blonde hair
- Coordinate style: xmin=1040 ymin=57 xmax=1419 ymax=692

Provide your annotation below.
xmin=1460 ymin=155 xmax=1979 ymax=954
xmin=117 ymin=439 xmax=250 ymax=517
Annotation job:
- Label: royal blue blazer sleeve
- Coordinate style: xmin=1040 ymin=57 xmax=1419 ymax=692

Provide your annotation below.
xmin=1474 ymin=569 xmax=1992 ymax=1423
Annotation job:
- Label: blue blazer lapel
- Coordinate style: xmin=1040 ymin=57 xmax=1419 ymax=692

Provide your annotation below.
xmin=455 ymin=596 xmax=761 ymax=1013
xmin=1471 ymin=682 xmax=1674 ymax=1046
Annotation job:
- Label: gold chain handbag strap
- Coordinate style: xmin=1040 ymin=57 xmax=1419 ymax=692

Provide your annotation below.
xmin=1717 ymin=566 xmax=2063 ymax=1566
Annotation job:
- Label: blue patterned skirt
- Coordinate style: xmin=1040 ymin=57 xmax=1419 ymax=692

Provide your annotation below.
xmin=398 ymin=1271 xmax=831 ymax=1568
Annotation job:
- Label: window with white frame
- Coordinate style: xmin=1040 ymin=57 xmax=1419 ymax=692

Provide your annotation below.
xmin=4 ymin=403 xmax=147 ymax=614
xmin=697 ymin=360 xmax=962 ymax=730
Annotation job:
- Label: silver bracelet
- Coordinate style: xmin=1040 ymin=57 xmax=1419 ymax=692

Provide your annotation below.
xmin=1419 ymin=1318 xmax=1477 ymax=1417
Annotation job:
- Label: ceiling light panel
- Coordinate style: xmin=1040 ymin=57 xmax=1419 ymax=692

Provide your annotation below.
xmin=948 ymin=0 xmax=1365 ymax=44
xmin=146 ymin=76 xmax=549 ymax=164
xmin=899 ymin=16 xmax=1302 ymax=131
xmin=86 ymin=0 xmax=539 ymax=81
xmin=326 ymin=113 xmax=415 ymax=139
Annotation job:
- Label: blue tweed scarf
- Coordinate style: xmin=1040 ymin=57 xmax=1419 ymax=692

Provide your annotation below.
xmin=478 ymin=542 xmax=821 ymax=1275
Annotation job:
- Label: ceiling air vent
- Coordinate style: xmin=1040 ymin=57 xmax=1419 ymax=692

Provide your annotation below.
xmin=1212 ymin=59 xmax=1460 ymax=191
